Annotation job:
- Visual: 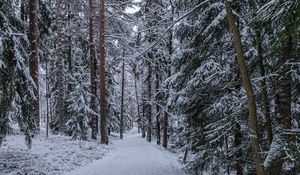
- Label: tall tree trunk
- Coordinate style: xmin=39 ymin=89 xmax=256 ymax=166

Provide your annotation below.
xmin=46 ymin=60 xmax=49 ymax=138
xmin=142 ymin=98 xmax=146 ymax=138
xmin=99 ymin=0 xmax=108 ymax=144
xmin=146 ymin=58 xmax=152 ymax=143
xmin=156 ymin=112 xmax=161 ymax=145
xmin=163 ymin=51 xmax=171 ymax=148
xmin=29 ymin=0 xmax=39 ymax=131
xmin=256 ymin=30 xmax=273 ymax=150
xmin=163 ymin=32 xmax=173 ymax=149
xmin=156 ymin=64 xmax=161 ymax=145
xmin=134 ymin=72 xmax=142 ymax=134
xmin=56 ymin=0 xmax=65 ymax=134
xmin=120 ymin=58 xmax=125 ymax=139
xmin=89 ymin=0 xmax=98 ymax=140
xmin=259 ymin=41 xmax=273 ymax=149
xmin=162 ymin=110 xmax=168 ymax=148
xmin=267 ymin=36 xmax=293 ymax=175
xmin=224 ymin=1 xmax=265 ymax=174
xmin=141 ymin=64 xmax=146 ymax=138
xmin=247 ymin=0 xmax=273 ymax=150
xmin=163 ymin=0 xmax=173 ymax=149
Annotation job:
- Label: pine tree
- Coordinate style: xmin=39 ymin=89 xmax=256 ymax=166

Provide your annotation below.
xmin=259 ymin=1 xmax=300 ymax=174
xmin=0 ymin=1 xmax=36 ymax=148
xmin=88 ymin=0 xmax=98 ymax=140
xmin=99 ymin=0 xmax=109 ymax=144
xmin=55 ymin=0 xmax=66 ymax=134
xmin=120 ymin=58 xmax=125 ymax=139
xmin=66 ymin=52 xmax=90 ymax=140
xmin=28 ymin=0 xmax=40 ymax=131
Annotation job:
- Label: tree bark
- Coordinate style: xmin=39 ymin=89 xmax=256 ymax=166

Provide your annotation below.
xmin=162 ymin=0 xmax=173 ymax=149
xmin=156 ymin=103 xmax=161 ymax=145
xmin=247 ymin=0 xmax=273 ymax=150
xmin=146 ymin=58 xmax=152 ymax=143
xmin=120 ymin=58 xmax=125 ymax=139
xmin=142 ymin=98 xmax=146 ymax=138
xmin=89 ymin=0 xmax=98 ymax=140
xmin=163 ymin=51 xmax=171 ymax=148
xmin=156 ymin=64 xmax=161 ymax=145
xmin=29 ymin=0 xmax=40 ymax=132
xmin=134 ymin=72 xmax=142 ymax=134
xmin=46 ymin=60 xmax=49 ymax=138
xmin=267 ymin=35 xmax=293 ymax=175
xmin=99 ymin=0 xmax=108 ymax=144
xmin=56 ymin=0 xmax=65 ymax=134
xmin=224 ymin=1 xmax=265 ymax=174
xmin=141 ymin=62 xmax=146 ymax=138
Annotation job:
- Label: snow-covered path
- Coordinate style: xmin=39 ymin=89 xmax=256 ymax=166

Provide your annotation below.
xmin=64 ymin=133 xmax=188 ymax=175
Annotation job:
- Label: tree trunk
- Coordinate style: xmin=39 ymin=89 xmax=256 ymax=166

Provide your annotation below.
xmin=162 ymin=111 xmax=168 ymax=148
xmin=156 ymin=104 xmax=161 ymax=145
xmin=56 ymin=0 xmax=65 ymax=134
xmin=89 ymin=0 xmax=98 ymax=140
xmin=163 ymin=20 xmax=173 ymax=149
xmin=156 ymin=65 xmax=161 ymax=145
xmin=134 ymin=71 xmax=142 ymax=134
xmin=259 ymin=44 xmax=273 ymax=149
xmin=255 ymin=27 xmax=273 ymax=151
xmin=146 ymin=58 xmax=152 ymax=143
xmin=183 ymin=148 xmax=188 ymax=163
xmin=224 ymin=1 xmax=265 ymax=174
xmin=142 ymin=99 xmax=146 ymax=138
xmin=247 ymin=0 xmax=273 ymax=150
xmin=99 ymin=0 xmax=108 ymax=144
xmin=162 ymin=59 xmax=171 ymax=148
xmin=46 ymin=60 xmax=49 ymax=138
xmin=120 ymin=58 xmax=125 ymax=139
xmin=29 ymin=0 xmax=40 ymax=132
xmin=267 ymin=36 xmax=293 ymax=175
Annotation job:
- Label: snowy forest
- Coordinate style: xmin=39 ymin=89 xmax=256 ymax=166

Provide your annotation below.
xmin=0 ymin=0 xmax=299 ymax=175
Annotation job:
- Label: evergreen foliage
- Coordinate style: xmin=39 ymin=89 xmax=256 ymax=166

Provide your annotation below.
xmin=0 ymin=0 xmax=299 ymax=174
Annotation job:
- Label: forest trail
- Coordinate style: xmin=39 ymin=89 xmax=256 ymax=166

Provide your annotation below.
xmin=64 ymin=129 xmax=188 ymax=175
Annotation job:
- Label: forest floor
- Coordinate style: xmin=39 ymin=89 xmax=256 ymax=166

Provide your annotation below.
xmin=64 ymin=127 xmax=188 ymax=175
xmin=0 ymin=128 xmax=111 ymax=175
xmin=0 ymin=127 xmax=187 ymax=175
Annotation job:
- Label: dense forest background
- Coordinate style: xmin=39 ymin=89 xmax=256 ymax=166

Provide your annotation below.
xmin=0 ymin=0 xmax=299 ymax=174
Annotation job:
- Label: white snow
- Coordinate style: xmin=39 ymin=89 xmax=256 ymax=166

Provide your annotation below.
xmin=0 ymin=130 xmax=111 ymax=175
xmin=64 ymin=128 xmax=188 ymax=175
xmin=1 ymin=128 xmax=187 ymax=175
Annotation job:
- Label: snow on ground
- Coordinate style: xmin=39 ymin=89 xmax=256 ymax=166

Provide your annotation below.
xmin=1 ymin=127 xmax=187 ymax=175
xmin=0 ymin=131 xmax=111 ymax=175
xmin=65 ymin=128 xmax=188 ymax=175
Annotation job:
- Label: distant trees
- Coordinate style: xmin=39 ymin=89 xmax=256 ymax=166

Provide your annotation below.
xmin=1 ymin=1 xmax=299 ymax=174
xmin=139 ymin=0 xmax=169 ymax=143
xmin=0 ymin=0 xmax=136 ymax=146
